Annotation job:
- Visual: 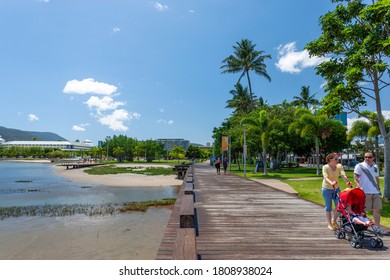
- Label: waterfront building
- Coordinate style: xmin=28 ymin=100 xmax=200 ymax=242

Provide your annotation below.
xmin=0 ymin=139 xmax=94 ymax=151
xmin=156 ymin=138 xmax=190 ymax=151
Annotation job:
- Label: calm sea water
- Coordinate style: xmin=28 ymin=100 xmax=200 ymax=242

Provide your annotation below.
xmin=0 ymin=161 xmax=178 ymax=207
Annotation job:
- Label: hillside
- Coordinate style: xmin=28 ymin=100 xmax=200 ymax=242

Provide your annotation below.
xmin=0 ymin=126 xmax=68 ymax=141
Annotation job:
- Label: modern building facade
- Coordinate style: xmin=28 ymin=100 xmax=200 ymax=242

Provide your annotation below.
xmin=156 ymin=138 xmax=190 ymax=151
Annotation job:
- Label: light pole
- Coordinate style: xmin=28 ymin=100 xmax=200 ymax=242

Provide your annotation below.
xmin=106 ymin=136 xmax=111 ymax=162
xmin=229 ymin=136 xmax=232 ymax=173
xmin=243 ymin=127 xmax=247 ymax=178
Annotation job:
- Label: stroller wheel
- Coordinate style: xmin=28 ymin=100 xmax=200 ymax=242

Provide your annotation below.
xmin=336 ymin=231 xmax=345 ymax=239
xmin=370 ymin=238 xmax=377 ymax=248
xmin=377 ymin=238 xmax=384 ymax=248
xmin=350 ymin=237 xmax=362 ymax=249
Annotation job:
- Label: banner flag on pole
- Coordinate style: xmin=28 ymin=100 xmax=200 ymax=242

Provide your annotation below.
xmin=222 ymin=136 xmax=229 ymax=151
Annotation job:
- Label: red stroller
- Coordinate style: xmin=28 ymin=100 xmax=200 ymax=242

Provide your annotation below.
xmin=335 ymin=188 xmax=384 ymax=249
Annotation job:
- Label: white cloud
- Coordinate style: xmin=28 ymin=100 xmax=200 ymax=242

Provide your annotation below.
xmin=159 ymin=108 xmax=165 ymax=113
xmin=27 ymin=114 xmax=39 ymax=122
xmin=382 ymin=110 xmax=390 ymax=120
xmin=63 ymin=78 xmax=117 ymax=95
xmin=275 ymin=42 xmax=329 ymax=73
xmin=113 ymin=27 xmax=120 ymax=33
xmin=98 ymin=110 xmax=140 ymax=131
xmin=72 ymin=123 xmax=89 ymax=131
xmin=38 ymin=0 xmax=50 ymax=3
xmin=347 ymin=110 xmax=390 ymax=131
xmin=63 ymin=78 xmax=141 ymax=132
xmin=72 ymin=125 xmax=85 ymax=131
xmin=85 ymin=96 xmax=125 ymax=111
xmin=157 ymin=119 xmax=174 ymax=125
xmin=347 ymin=116 xmax=368 ymax=132
xmin=153 ymin=2 xmax=169 ymax=12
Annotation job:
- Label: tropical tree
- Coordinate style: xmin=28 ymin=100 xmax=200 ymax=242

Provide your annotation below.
xmin=186 ymin=145 xmax=202 ymax=160
xmin=170 ymin=145 xmax=186 ymax=163
xmin=241 ymin=109 xmax=272 ymax=175
xmin=113 ymin=147 xmax=125 ymax=162
xmin=291 ymin=86 xmax=320 ymax=109
xmin=133 ymin=143 xmax=144 ymax=161
xmin=289 ymin=109 xmax=348 ymax=175
xmin=221 ymin=39 xmax=271 ymax=109
xmin=349 ymin=111 xmax=390 ymax=163
xmin=90 ymin=146 xmax=104 ymax=162
xmin=305 ymin=0 xmax=390 ymax=200
xmin=348 ymin=111 xmax=380 ymax=156
xmin=143 ymin=140 xmax=164 ymax=162
xmin=266 ymin=101 xmax=298 ymax=168
xmin=226 ymin=83 xmax=253 ymax=115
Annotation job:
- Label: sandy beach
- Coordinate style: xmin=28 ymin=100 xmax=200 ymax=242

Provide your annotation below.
xmin=54 ymin=163 xmax=182 ymax=187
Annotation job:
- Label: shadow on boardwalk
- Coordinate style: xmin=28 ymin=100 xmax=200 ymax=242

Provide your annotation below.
xmin=157 ymin=162 xmax=390 ymax=260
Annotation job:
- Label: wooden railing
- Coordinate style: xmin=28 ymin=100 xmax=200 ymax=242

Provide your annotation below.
xmin=171 ymin=164 xmax=198 ymax=260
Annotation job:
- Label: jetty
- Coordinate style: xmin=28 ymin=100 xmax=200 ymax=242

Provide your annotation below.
xmin=60 ymin=160 xmax=103 ymax=170
xmin=156 ymin=161 xmax=390 ymax=260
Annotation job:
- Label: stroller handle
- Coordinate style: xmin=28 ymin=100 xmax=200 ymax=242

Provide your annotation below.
xmin=333 ymin=181 xmax=353 ymax=190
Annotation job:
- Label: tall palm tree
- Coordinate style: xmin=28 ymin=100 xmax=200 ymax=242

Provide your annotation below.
xmin=221 ymin=39 xmax=271 ymax=109
xmin=225 ymin=83 xmax=253 ymax=115
xmin=241 ymin=109 xmax=271 ymax=175
xmin=291 ymin=86 xmax=320 ymax=109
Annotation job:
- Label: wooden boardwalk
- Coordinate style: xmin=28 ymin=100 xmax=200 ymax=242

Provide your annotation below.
xmin=156 ymin=162 xmax=390 ymax=260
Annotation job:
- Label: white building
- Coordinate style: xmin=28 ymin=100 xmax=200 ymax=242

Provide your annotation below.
xmin=0 ymin=139 xmax=94 ymax=151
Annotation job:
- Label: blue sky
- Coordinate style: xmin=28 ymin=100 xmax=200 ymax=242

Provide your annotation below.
xmin=0 ymin=0 xmax=388 ymax=146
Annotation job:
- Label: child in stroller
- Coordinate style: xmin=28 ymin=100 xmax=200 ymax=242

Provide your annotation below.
xmin=345 ymin=204 xmax=375 ymax=227
xmin=335 ymin=187 xmax=383 ymax=249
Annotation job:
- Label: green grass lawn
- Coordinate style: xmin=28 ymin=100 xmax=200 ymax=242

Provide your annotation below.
xmin=229 ymin=163 xmax=390 ymax=228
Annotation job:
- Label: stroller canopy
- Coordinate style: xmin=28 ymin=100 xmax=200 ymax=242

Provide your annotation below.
xmin=338 ymin=188 xmax=366 ymax=214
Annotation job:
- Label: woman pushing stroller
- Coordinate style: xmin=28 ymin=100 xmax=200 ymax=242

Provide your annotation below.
xmin=322 ymin=153 xmax=353 ymax=230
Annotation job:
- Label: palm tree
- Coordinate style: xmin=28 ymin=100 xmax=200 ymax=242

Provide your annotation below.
xmin=349 ymin=111 xmax=390 ymax=162
xmin=241 ymin=109 xmax=271 ymax=175
xmin=113 ymin=146 xmax=125 ymax=162
xmin=291 ymin=86 xmax=320 ymax=109
xmin=225 ymin=83 xmax=252 ymax=115
xmin=289 ymin=108 xmax=340 ymax=175
xmin=221 ymin=39 xmax=271 ymax=109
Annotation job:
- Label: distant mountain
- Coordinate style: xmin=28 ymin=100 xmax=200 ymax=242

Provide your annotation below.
xmin=0 ymin=126 xmax=68 ymax=141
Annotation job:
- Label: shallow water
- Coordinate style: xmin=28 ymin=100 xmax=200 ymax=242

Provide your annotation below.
xmin=0 ymin=208 xmax=171 ymax=260
xmin=0 ymin=161 xmax=178 ymax=207
xmin=0 ymin=161 xmax=176 ymax=259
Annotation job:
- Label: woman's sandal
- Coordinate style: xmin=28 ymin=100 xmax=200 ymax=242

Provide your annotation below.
xmin=328 ymin=225 xmax=335 ymax=230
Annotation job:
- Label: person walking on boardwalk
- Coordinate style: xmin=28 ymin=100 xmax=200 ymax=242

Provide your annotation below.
xmin=222 ymin=157 xmax=228 ymax=174
xmin=214 ymin=157 xmax=221 ymax=175
xmin=322 ymin=153 xmax=352 ymax=230
xmin=354 ymin=152 xmax=385 ymax=235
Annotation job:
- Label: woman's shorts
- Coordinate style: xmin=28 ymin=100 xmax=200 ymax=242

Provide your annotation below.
xmin=364 ymin=194 xmax=382 ymax=211
xmin=322 ymin=187 xmax=340 ymax=212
